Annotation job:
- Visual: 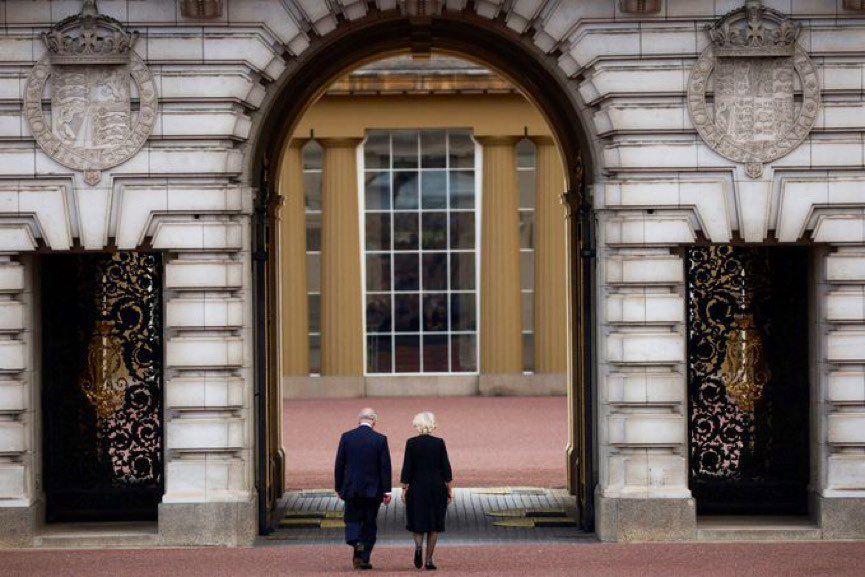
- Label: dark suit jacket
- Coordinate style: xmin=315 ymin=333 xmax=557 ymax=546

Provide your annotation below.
xmin=334 ymin=425 xmax=392 ymax=499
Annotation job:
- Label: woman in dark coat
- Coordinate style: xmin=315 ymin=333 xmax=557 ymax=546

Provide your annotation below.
xmin=400 ymin=411 xmax=452 ymax=570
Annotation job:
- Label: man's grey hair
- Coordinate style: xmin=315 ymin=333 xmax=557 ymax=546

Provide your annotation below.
xmin=358 ymin=408 xmax=378 ymax=423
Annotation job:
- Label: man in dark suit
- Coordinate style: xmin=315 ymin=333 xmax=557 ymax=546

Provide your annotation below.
xmin=335 ymin=408 xmax=392 ymax=570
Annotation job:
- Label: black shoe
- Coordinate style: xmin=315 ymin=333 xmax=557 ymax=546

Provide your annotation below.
xmin=414 ymin=546 xmax=423 ymax=569
xmin=360 ymin=562 xmax=373 ymax=570
xmin=425 ymin=561 xmax=437 ymax=571
xmin=352 ymin=545 xmax=364 ymax=569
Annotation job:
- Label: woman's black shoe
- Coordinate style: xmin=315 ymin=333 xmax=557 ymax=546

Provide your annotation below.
xmin=425 ymin=561 xmax=437 ymax=571
xmin=414 ymin=546 xmax=423 ymax=569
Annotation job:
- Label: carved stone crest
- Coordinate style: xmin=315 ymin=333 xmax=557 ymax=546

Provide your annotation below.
xmin=687 ymin=1 xmax=820 ymax=178
xmin=23 ymin=1 xmax=157 ymax=186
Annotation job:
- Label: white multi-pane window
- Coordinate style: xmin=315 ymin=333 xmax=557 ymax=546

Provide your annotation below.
xmin=362 ymin=130 xmax=479 ymax=374
xmin=516 ymin=138 xmax=536 ymax=373
xmin=302 ymin=140 xmax=323 ymax=375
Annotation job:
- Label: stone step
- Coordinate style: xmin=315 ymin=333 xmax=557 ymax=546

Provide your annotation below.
xmin=33 ymin=524 xmax=160 ymax=549
xmin=697 ymin=521 xmax=823 ymax=542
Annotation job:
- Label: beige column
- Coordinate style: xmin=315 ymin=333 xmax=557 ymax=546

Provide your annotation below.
xmin=279 ymin=139 xmax=310 ymax=377
xmin=533 ymin=136 xmax=568 ymax=374
xmin=479 ymin=136 xmax=523 ymax=376
xmin=319 ymin=138 xmax=364 ymax=378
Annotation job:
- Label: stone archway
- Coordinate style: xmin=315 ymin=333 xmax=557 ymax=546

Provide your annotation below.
xmin=244 ymin=9 xmax=598 ymax=533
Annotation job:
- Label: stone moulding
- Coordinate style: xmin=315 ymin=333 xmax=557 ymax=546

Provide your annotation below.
xmin=686 ymin=3 xmax=821 ymax=179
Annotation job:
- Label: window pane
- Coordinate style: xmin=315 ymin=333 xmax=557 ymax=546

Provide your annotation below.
xmin=449 ymin=212 xmax=474 ymax=249
xmin=308 ymin=294 xmax=321 ymax=333
xmin=423 ymin=334 xmax=449 ymax=372
xmin=393 ymin=253 xmax=419 ymax=291
xmin=365 ymin=212 xmax=391 ymax=251
xmin=422 ymin=253 xmax=447 ymax=290
xmin=306 ymin=253 xmax=321 ymax=292
xmin=393 ymin=212 xmax=418 ymax=250
xmin=516 ymin=138 xmax=536 ymax=169
xmin=393 ymin=131 xmax=418 ymax=169
xmin=366 ymin=294 xmax=391 ymax=333
xmin=450 ymin=293 xmax=476 ymax=331
xmin=448 ymin=132 xmax=474 ymax=168
xmin=522 ymin=333 xmax=535 ymax=373
xmin=302 ymin=140 xmax=323 ymax=170
xmin=518 ymin=170 xmax=537 ymax=208
xmin=310 ymin=334 xmax=322 ymax=375
xmin=366 ymin=254 xmax=391 ymax=291
xmin=423 ymin=293 xmax=447 ymax=332
xmin=449 ymin=171 xmax=475 ymax=209
xmin=421 ymin=131 xmax=446 ymax=168
xmin=520 ymin=251 xmax=534 ymax=291
xmin=522 ymin=292 xmax=534 ymax=332
xmin=367 ymin=335 xmax=392 ymax=373
xmin=364 ymin=132 xmax=390 ymax=169
xmin=394 ymin=293 xmax=420 ymax=332
xmin=450 ymin=253 xmax=475 ymax=290
xmin=421 ymin=171 xmax=447 ymax=209
xmin=306 ymin=212 xmax=321 ymax=251
xmin=395 ymin=335 xmax=420 ymax=372
xmin=393 ymin=172 xmax=419 ymax=209
xmin=365 ymin=171 xmax=390 ymax=210
xmin=519 ymin=211 xmax=534 ymax=249
xmin=451 ymin=334 xmax=477 ymax=372
xmin=421 ymin=212 xmax=446 ymax=250
xmin=303 ymin=171 xmax=322 ymax=210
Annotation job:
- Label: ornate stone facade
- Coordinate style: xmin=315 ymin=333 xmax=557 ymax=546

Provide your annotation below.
xmin=687 ymin=1 xmax=820 ymax=178
xmin=0 ymin=0 xmax=864 ymax=548
xmin=22 ymin=1 xmax=156 ymax=186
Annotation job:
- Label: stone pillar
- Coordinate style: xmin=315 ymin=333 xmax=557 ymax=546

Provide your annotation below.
xmin=0 ymin=257 xmax=36 ymax=547
xmin=478 ymin=137 xmax=523 ymax=393
xmin=532 ymin=137 xmax=568 ymax=379
xmin=319 ymin=139 xmax=364 ymax=393
xmin=820 ymin=246 xmax=865 ymax=538
xmin=595 ymin=211 xmax=695 ymax=541
xmin=159 ymin=217 xmax=256 ymax=545
xmin=279 ymin=140 xmax=310 ymax=377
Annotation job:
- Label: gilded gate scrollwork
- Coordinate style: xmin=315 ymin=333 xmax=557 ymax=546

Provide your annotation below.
xmin=43 ymin=252 xmax=163 ymax=521
xmin=686 ymin=246 xmax=809 ymax=515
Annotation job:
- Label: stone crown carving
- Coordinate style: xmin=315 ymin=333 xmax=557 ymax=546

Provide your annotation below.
xmin=709 ymin=1 xmax=799 ymax=57
xmin=43 ymin=0 xmax=136 ymax=65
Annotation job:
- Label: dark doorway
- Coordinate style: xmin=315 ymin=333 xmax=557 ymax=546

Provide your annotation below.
xmin=41 ymin=252 xmax=164 ymax=522
xmin=686 ymin=245 xmax=810 ymax=516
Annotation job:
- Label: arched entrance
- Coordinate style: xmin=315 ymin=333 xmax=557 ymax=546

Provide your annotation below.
xmin=248 ymin=11 xmax=597 ymax=534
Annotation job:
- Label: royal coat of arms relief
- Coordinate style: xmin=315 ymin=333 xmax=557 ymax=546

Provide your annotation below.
xmin=687 ymin=1 xmax=820 ymax=178
xmin=24 ymin=1 xmax=156 ymax=186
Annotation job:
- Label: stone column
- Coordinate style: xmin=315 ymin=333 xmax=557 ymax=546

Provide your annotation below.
xmin=319 ymin=139 xmax=364 ymax=393
xmin=532 ymin=137 xmax=568 ymax=380
xmin=478 ymin=137 xmax=523 ymax=393
xmin=0 ymin=257 xmax=34 ymax=547
xmin=279 ymin=140 xmax=310 ymax=377
xmin=159 ymin=216 xmax=255 ymax=546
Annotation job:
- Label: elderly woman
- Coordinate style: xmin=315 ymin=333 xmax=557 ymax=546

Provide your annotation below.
xmin=400 ymin=411 xmax=452 ymax=571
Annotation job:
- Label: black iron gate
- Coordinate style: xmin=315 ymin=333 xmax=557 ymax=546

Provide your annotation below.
xmin=686 ymin=245 xmax=810 ymax=516
xmin=42 ymin=252 xmax=164 ymax=522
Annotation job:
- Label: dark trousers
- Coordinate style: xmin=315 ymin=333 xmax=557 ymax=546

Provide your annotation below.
xmin=344 ymin=496 xmax=381 ymax=561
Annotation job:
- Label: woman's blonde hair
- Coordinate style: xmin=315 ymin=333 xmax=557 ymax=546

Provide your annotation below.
xmin=412 ymin=411 xmax=436 ymax=435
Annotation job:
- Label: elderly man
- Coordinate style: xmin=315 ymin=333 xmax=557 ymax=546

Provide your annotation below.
xmin=335 ymin=408 xmax=392 ymax=570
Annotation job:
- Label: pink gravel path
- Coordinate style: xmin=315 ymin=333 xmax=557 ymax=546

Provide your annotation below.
xmin=282 ymin=396 xmax=568 ymax=489
xmin=6 ymin=542 xmax=865 ymax=577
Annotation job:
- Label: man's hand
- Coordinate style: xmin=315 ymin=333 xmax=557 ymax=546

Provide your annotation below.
xmin=337 ymin=492 xmax=344 ymax=501
xmin=382 ymin=493 xmax=392 ymax=505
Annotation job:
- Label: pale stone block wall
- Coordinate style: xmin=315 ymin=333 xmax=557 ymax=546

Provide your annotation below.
xmin=0 ymin=0 xmax=864 ymax=546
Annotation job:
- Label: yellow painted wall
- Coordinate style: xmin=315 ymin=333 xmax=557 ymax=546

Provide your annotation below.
xmin=279 ymin=92 xmax=567 ymax=395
